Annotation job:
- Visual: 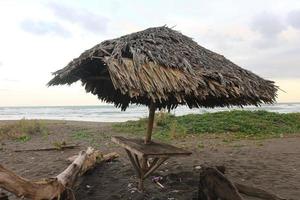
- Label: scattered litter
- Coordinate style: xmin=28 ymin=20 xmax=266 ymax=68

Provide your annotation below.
xmin=195 ymin=165 xmax=201 ymax=170
xmin=130 ymin=189 xmax=137 ymax=194
xmin=128 ymin=182 xmax=138 ymax=193
xmin=152 ymin=176 xmax=164 ymax=189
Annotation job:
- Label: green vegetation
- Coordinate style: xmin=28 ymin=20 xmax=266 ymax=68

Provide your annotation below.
xmin=113 ymin=110 xmax=300 ymax=140
xmin=72 ymin=130 xmax=90 ymax=140
xmin=71 ymin=129 xmax=99 ymax=146
xmin=17 ymin=135 xmax=31 ymax=142
xmin=52 ymin=141 xmax=67 ymax=149
xmin=0 ymin=119 xmax=48 ymax=142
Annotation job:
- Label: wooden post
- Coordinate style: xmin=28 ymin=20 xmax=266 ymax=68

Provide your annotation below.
xmin=138 ymin=157 xmax=148 ymax=191
xmin=145 ymin=102 xmax=155 ymax=144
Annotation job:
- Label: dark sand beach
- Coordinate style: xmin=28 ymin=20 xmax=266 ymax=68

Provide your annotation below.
xmin=0 ymin=120 xmax=299 ymax=200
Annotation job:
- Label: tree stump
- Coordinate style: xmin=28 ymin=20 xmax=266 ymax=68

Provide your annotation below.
xmin=198 ymin=166 xmax=243 ymax=200
xmin=197 ymin=166 xmax=288 ymax=200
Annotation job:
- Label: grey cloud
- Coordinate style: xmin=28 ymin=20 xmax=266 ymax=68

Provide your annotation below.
xmin=0 ymin=61 xmax=2 ymax=67
xmin=244 ymin=17 xmax=300 ymax=78
xmin=250 ymin=12 xmax=287 ymax=49
xmin=20 ymin=20 xmax=71 ymax=37
xmin=250 ymin=63 xmax=300 ymax=79
xmin=251 ymin=12 xmax=286 ymax=38
xmin=242 ymin=47 xmax=300 ymax=79
xmin=252 ymin=38 xmax=280 ymax=49
xmin=287 ymin=10 xmax=300 ymax=29
xmin=48 ymin=2 xmax=108 ymax=33
xmin=198 ymin=27 xmax=300 ymax=79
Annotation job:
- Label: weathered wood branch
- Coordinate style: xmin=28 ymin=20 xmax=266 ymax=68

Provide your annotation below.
xmin=0 ymin=147 xmax=118 ymax=200
xmin=13 ymin=145 xmax=79 ymax=152
xmin=198 ymin=166 xmax=287 ymax=200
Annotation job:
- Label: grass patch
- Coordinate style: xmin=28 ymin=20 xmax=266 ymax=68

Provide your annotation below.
xmin=197 ymin=142 xmax=205 ymax=149
xmin=113 ymin=110 xmax=300 ymax=140
xmin=71 ymin=130 xmax=101 ymax=146
xmin=52 ymin=141 xmax=67 ymax=149
xmin=72 ymin=130 xmax=90 ymax=140
xmin=17 ymin=135 xmax=31 ymax=142
xmin=0 ymin=119 xmax=48 ymax=142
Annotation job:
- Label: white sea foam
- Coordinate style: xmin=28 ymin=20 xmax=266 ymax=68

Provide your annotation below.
xmin=0 ymin=103 xmax=299 ymax=122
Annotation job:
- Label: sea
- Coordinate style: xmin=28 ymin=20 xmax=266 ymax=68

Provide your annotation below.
xmin=0 ymin=103 xmax=299 ymax=122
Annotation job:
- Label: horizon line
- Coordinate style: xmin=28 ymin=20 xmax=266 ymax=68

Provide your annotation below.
xmin=1 ymin=102 xmax=300 ymax=108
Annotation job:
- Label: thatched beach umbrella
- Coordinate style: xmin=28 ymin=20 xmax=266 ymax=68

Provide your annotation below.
xmin=49 ymin=26 xmax=277 ymax=190
xmin=48 ymin=26 xmax=277 ymax=144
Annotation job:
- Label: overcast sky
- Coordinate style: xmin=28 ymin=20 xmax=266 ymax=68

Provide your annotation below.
xmin=0 ymin=0 xmax=300 ymax=106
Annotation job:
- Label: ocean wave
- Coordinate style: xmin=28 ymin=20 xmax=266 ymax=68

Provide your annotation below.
xmin=0 ymin=103 xmax=299 ymax=122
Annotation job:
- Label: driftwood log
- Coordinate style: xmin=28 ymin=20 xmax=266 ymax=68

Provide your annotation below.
xmin=0 ymin=147 xmax=118 ymax=200
xmin=197 ymin=166 xmax=287 ymax=200
xmin=13 ymin=145 xmax=79 ymax=152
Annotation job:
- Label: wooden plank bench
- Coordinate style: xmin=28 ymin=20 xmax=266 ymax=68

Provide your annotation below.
xmin=112 ymin=136 xmax=192 ymax=190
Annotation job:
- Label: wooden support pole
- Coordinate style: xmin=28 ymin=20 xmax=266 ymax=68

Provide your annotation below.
xmin=145 ymin=102 xmax=155 ymax=144
xmin=143 ymin=157 xmax=168 ymax=179
xmin=138 ymin=157 xmax=148 ymax=191
xmin=125 ymin=150 xmax=141 ymax=177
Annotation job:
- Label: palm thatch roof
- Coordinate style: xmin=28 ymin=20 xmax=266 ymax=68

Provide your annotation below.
xmin=48 ymin=26 xmax=277 ymax=110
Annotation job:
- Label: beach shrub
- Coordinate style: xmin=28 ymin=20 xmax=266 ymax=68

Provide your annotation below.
xmin=113 ymin=110 xmax=300 ymax=140
xmin=0 ymin=119 xmax=48 ymax=141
